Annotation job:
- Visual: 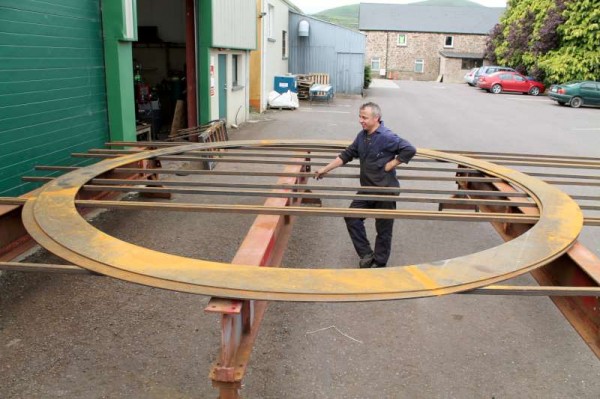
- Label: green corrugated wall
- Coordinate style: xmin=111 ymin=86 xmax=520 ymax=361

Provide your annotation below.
xmin=0 ymin=0 xmax=109 ymax=197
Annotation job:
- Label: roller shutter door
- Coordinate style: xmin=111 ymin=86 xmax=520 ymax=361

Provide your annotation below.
xmin=0 ymin=0 xmax=109 ymax=196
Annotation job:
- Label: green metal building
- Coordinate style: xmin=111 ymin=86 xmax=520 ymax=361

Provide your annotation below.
xmin=0 ymin=0 xmax=255 ymax=197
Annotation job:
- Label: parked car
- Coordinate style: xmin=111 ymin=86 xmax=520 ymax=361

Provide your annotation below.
xmin=548 ymin=80 xmax=600 ymax=108
xmin=472 ymin=65 xmax=515 ymax=85
xmin=477 ymin=71 xmax=545 ymax=95
xmin=463 ymin=68 xmax=479 ymax=86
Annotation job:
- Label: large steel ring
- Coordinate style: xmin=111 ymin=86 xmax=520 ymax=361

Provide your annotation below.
xmin=22 ymin=140 xmax=583 ymax=301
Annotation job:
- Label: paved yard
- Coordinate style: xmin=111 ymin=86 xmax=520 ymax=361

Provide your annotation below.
xmin=1 ymin=80 xmax=599 ymax=398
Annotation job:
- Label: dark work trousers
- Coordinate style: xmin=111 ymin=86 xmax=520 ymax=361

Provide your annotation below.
xmin=344 ymin=197 xmax=397 ymax=266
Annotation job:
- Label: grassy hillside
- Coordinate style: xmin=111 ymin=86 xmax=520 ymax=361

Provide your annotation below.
xmin=312 ymin=4 xmax=359 ymax=30
xmin=312 ymin=0 xmax=487 ymax=31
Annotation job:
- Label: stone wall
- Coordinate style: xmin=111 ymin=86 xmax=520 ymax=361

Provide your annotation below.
xmin=444 ymin=58 xmax=467 ymax=84
xmin=365 ymin=31 xmax=487 ymax=82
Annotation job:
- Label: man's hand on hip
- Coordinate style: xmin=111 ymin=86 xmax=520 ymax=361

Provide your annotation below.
xmin=384 ymin=159 xmax=401 ymax=172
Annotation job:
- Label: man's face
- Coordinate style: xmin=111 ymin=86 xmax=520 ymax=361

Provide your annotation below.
xmin=359 ymin=107 xmax=380 ymax=133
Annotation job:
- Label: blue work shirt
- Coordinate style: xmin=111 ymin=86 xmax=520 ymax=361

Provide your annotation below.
xmin=338 ymin=121 xmax=416 ymax=188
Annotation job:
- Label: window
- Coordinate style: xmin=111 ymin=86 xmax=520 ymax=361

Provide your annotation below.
xmin=444 ymin=36 xmax=454 ymax=48
xmin=267 ymin=4 xmax=275 ymax=40
xmin=461 ymin=59 xmax=483 ymax=69
xmin=232 ymin=54 xmax=239 ymax=88
xmin=499 ymin=73 xmax=512 ymax=80
xmin=282 ymin=31 xmax=288 ymax=59
xmin=515 ymin=75 xmax=525 ymax=82
xmin=371 ymin=57 xmax=380 ymax=70
xmin=397 ymin=34 xmax=407 ymax=46
xmin=414 ymin=59 xmax=424 ymax=73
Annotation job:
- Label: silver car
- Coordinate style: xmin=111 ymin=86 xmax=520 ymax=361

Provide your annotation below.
xmin=463 ymin=68 xmax=479 ymax=86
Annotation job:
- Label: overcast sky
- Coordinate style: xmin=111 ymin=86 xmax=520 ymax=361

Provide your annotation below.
xmin=292 ymin=0 xmax=507 ymax=14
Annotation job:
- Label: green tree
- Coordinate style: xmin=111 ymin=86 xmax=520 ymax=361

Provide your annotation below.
xmin=488 ymin=0 xmax=599 ymax=83
xmin=364 ymin=65 xmax=372 ymax=89
xmin=538 ymin=0 xmax=600 ymax=82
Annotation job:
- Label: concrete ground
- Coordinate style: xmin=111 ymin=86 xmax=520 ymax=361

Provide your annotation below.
xmin=1 ymin=81 xmax=599 ymax=398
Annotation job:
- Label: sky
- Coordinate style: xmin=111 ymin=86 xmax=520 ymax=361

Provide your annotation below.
xmin=291 ymin=0 xmax=507 ymax=14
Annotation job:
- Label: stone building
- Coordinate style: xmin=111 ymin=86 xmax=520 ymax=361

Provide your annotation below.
xmin=359 ymin=3 xmax=504 ymax=83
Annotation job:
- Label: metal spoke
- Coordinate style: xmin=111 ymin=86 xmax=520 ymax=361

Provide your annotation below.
xmin=0 ymin=262 xmax=91 ymax=274
xmin=454 ymin=285 xmax=600 ymax=296
xmin=526 ymin=171 xmax=600 ymax=181
xmin=34 ymin=165 xmax=503 ymax=183
xmin=74 ymin=199 xmax=540 ymax=223
xmin=441 ymin=149 xmax=600 ymax=162
xmin=22 ymin=176 xmax=533 ymax=198
xmin=82 ymin=184 xmax=538 ymax=208
xmin=72 ymin=152 xmax=481 ymax=173
xmin=460 ymin=154 xmax=600 ymax=166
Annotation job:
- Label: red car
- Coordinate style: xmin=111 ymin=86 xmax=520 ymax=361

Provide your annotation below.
xmin=477 ymin=71 xmax=545 ymax=96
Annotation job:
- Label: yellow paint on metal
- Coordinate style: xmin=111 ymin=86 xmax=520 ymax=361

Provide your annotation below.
xmin=405 ymin=266 xmax=440 ymax=290
xmin=21 ymin=140 xmax=583 ymax=301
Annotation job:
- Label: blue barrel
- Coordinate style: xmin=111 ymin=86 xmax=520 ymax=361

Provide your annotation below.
xmin=274 ymin=75 xmax=297 ymax=94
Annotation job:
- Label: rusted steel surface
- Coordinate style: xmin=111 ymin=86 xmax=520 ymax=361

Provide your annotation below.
xmin=4 ymin=259 xmax=600 ymax=296
xmin=19 ymin=176 xmax=536 ymax=198
xmin=441 ymin=149 xmax=600 ymax=162
xmin=2 ymin=139 xmax=597 ymax=399
xmin=0 ymin=205 xmax=36 ymax=262
xmin=205 ymin=162 xmax=307 ymax=398
xmin=79 ymin=184 xmax=537 ymax=208
xmin=0 ymin=158 xmax=164 ymax=271
xmin=466 ymin=178 xmax=600 ymax=358
xmin=0 ymin=184 xmax=42 ymax=261
xmin=19 ymin=140 xmax=583 ymax=302
xmin=71 ymin=199 xmax=542 ymax=224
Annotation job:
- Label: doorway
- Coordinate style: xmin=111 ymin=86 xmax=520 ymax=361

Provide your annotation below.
xmin=132 ymin=0 xmax=196 ymax=140
xmin=218 ymin=54 xmax=228 ymax=120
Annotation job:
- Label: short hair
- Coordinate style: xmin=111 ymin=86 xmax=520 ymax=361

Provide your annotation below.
xmin=360 ymin=102 xmax=382 ymax=121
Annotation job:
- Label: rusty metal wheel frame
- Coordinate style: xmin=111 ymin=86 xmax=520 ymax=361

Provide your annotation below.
xmin=22 ymin=140 xmax=583 ymax=301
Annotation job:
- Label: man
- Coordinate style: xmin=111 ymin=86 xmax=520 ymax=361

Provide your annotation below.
xmin=314 ymin=102 xmax=416 ymax=268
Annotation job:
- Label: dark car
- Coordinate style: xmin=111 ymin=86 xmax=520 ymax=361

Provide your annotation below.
xmin=477 ymin=71 xmax=545 ymax=95
xmin=472 ymin=65 xmax=515 ymax=85
xmin=548 ymin=80 xmax=600 ymax=108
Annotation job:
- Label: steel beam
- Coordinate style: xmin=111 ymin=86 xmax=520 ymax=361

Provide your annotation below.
xmin=20 ymin=176 xmax=536 ymax=198
xmin=20 ymin=141 xmax=583 ymax=302
xmin=37 ymin=166 xmax=503 ymax=183
xmin=4 ymin=140 xmax=598 ymax=399
xmin=0 ymin=261 xmax=92 ymax=274
xmin=80 ymin=184 xmax=537 ymax=208
xmin=465 ymin=179 xmax=600 ymax=358
xmin=72 ymin=199 xmax=541 ymax=224
xmin=440 ymin=149 xmax=600 ymax=162
xmin=205 ymin=161 xmax=307 ymax=398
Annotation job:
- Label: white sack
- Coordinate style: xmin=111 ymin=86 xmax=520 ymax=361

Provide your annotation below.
xmin=268 ymin=90 xmax=299 ymax=109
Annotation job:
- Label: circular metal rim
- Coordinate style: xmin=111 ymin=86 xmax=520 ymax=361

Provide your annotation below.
xmin=22 ymin=140 xmax=583 ymax=302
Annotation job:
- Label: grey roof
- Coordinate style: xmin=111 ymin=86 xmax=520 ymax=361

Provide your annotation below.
xmin=439 ymin=50 xmax=484 ymax=59
xmin=359 ymin=3 xmax=504 ymax=34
